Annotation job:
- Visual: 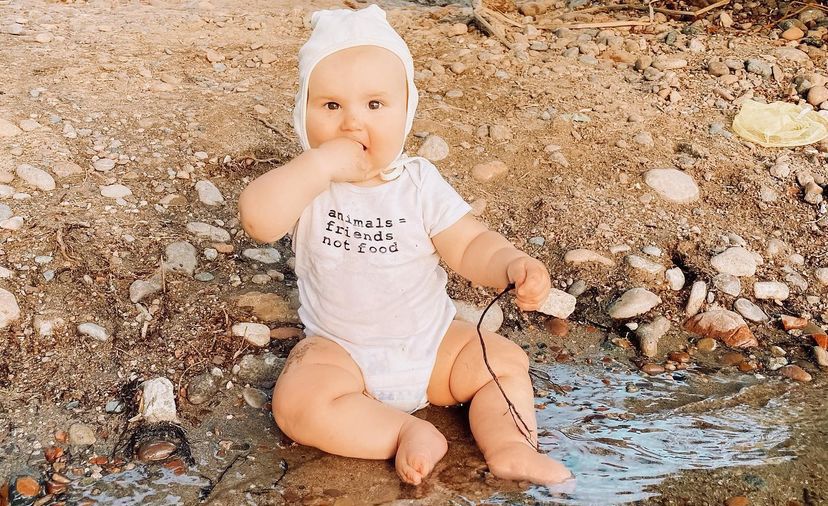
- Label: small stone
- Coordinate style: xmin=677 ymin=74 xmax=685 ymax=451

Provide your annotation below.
xmin=711 ymin=247 xmax=757 ymax=277
xmin=0 ymin=118 xmax=23 ymax=137
xmin=734 ymin=298 xmax=768 ymax=322
xmin=270 ymin=327 xmax=303 ymax=340
xmin=187 ymin=373 xmax=219 ymax=405
xmin=417 ymin=135 xmax=449 ymax=161
xmin=814 ymin=346 xmax=828 ymax=367
xmin=78 ymin=322 xmax=109 ymax=342
xmin=536 ymin=289 xmax=576 ymax=319
xmin=564 ymin=249 xmax=615 ymax=267
xmin=16 ymin=164 xmax=55 ymax=191
xmin=608 ymin=288 xmax=661 ymax=319
xmin=543 ymin=318 xmax=569 ymax=337
xmin=100 ymin=184 xmax=131 ymax=199
xmin=652 ymin=57 xmax=687 ymax=70
xmin=745 ymin=59 xmax=772 ymax=78
xmin=644 ymin=168 xmax=699 ymax=204
xmin=816 ymin=268 xmax=828 ymax=286
xmin=780 ymin=365 xmax=812 ymax=382
xmin=697 ymin=337 xmax=717 ymax=352
xmin=720 ymin=352 xmax=746 ymax=366
xmin=782 ymin=26 xmax=805 ymax=40
xmin=667 ymin=351 xmax=690 ymax=363
xmin=753 ymin=281 xmax=789 ymax=301
xmin=195 ymin=272 xmax=214 ymax=282
xmin=640 ymin=363 xmax=665 ymax=375
xmin=93 ymin=158 xmax=116 ymax=172
xmin=567 ymin=280 xmax=587 ymax=297
xmin=708 ymin=60 xmax=730 ymax=77
xmin=665 ymin=267 xmax=685 ymax=291
xmin=243 ymin=248 xmax=281 ymax=264
xmin=164 ymin=241 xmax=198 ymax=276
xmin=633 ymin=132 xmax=654 ymax=147
xmin=807 ymin=86 xmax=828 ymax=107
xmin=781 ymin=315 xmax=808 ymax=330
xmin=635 ymin=316 xmax=670 ymax=357
xmin=52 ymin=161 xmax=83 ymax=179
xmin=242 ymin=387 xmax=268 ymax=409
xmin=234 ymin=291 xmax=297 ymax=322
xmin=105 ymin=400 xmax=125 ymax=413
xmin=68 ymin=423 xmax=97 ymax=446
xmin=471 ymin=160 xmax=509 ymax=182
xmin=0 ymin=288 xmax=21 ymax=329
xmin=139 ymin=377 xmax=179 ymax=423
xmin=137 ymin=441 xmax=177 ymax=462
xmin=720 ymin=11 xmax=733 ymax=27
xmin=237 ymin=353 xmax=285 ymax=389
xmin=685 ymin=281 xmax=707 ymax=317
xmin=130 ymin=274 xmax=162 ymax=303
xmin=187 ymin=222 xmax=230 ymax=242
xmin=205 ymin=49 xmax=224 ymax=62
xmin=626 ymin=255 xmax=665 ymax=277
xmin=18 ymin=119 xmax=41 ymax=131
xmin=684 ymin=310 xmax=758 ymax=348
xmin=195 ymin=180 xmax=224 ymax=206
xmin=453 ymin=299 xmax=503 ymax=332
xmin=232 ymin=322 xmax=271 ymax=347
xmin=713 ymin=274 xmax=741 ymax=296
xmin=14 ymin=476 xmax=39 ymax=497
xmin=767 ymin=357 xmax=788 ymax=371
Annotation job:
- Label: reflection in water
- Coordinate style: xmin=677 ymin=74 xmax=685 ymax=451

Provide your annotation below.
xmin=75 ymin=466 xmax=208 ymax=506
xmin=493 ymin=362 xmax=796 ymax=505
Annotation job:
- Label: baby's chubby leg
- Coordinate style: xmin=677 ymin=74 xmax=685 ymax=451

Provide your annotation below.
xmin=427 ymin=321 xmax=572 ymax=485
xmin=272 ymin=337 xmax=447 ymax=485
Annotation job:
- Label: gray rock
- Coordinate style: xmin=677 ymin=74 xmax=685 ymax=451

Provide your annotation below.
xmin=187 ymin=373 xmax=219 ymax=405
xmin=537 ymin=289 xmax=577 ymax=319
xmin=745 ymin=59 xmax=772 ymax=78
xmin=685 ymin=281 xmax=707 ymax=317
xmin=78 ymin=322 xmax=109 ymax=341
xmin=195 ymin=272 xmax=214 ymax=282
xmin=754 ymin=281 xmax=789 ymax=300
xmin=453 ymin=299 xmax=503 ymax=332
xmin=164 ymin=241 xmax=197 ymax=276
xmin=69 ymin=423 xmax=97 ymax=446
xmin=734 ymin=298 xmax=768 ymax=322
xmin=195 ymin=180 xmax=224 ymax=206
xmin=417 ymin=135 xmax=449 ymax=161
xmin=186 ymin=222 xmax=230 ymax=242
xmin=243 ymin=248 xmax=281 ymax=264
xmin=232 ymin=322 xmax=271 ymax=347
xmin=713 ymin=274 xmax=742 ymax=296
xmin=237 ymin=353 xmax=285 ymax=389
xmin=0 ymin=288 xmax=21 ymax=329
xmin=711 ymin=247 xmax=757 ymax=277
xmin=608 ymin=288 xmax=661 ymax=319
xmin=567 ymin=280 xmax=587 ymax=297
xmin=16 ymin=164 xmax=55 ymax=191
xmin=242 ymin=387 xmax=268 ymax=409
xmin=767 ymin=357 xmax=788 ymax=371
xmin=129 ymin=273 xmax=162 ymax=303
xmin=635 ymin=315 xmax=670 ymax=358
xmin=644 ymin=168 xmax=699 ymax=204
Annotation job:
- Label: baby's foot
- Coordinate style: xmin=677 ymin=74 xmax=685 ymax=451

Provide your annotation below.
xmin=485 ymin=442 xmax=572 ymax=485
xmin=394 ymin=419 xmax=448 ymax=485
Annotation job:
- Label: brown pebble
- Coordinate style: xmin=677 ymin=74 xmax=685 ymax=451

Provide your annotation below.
xmin=46 ymin=480 xmax=67 ymax=495
xmin=470 ymin=160 xmax=509 ymax=183
xmin=89 ymin=456 xmax=108 ymax=466
xmin=781 ymin=26 xmax=804 ymax=40
xmin=270 ymin=327 xmax=303 ymax=340
xmin=738 ymin=361 xmax=756 ymax=373
xmin=137 ymin=441 xmax=178 ymax=462
xmin=54 ymin=430 xmax=68 ymax=443
xmin=720 ymin=352 xmax=745 ymax=366
xmin=640 ymin=363 xmax=665 ymax=375
xmin=44 ymin=446 xmax=64 ymax=463
xmin=543 ymin=317 xmax=569 ymax=337
xmin=780 ymin=365 xmax=812 ymax=382
xmin=697 ymin=337 xmax=717 ymax=352
xmin=212 ymin=243 xmax=234 ymax=254
xmin=15 ymin=476 xmax=40 ymax=497
xmin=667 ymin=351 xmax=691 ymax=363
xmin=780 ymin=315 xmax=808 ymax=331
xmin=50 ymin=474 xmax=69 ymax=485
xmin=725 ymin=496 xmax=750 ymax=506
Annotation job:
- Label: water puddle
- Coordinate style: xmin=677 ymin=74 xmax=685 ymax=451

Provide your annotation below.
xmin=492 ymin=360 xmax=802 ymax=505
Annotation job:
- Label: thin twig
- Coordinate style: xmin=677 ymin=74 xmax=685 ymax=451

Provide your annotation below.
xmin=256 ymin=116 xmax=288 ymax=138
xmin=562 ymin=20 xmax=652 ymax=29
xmin=476 ymin=283 xmax=536 ymax=449
xmin=472 ymin=0 xmax=511 ymax=47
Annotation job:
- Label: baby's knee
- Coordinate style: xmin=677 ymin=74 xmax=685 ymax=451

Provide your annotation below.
xmin=495 ymin=337 xmax=530 ymax=375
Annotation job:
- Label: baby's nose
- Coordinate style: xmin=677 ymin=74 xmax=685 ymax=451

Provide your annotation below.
xmin=341 ymin=111 xmax=365 ymax=131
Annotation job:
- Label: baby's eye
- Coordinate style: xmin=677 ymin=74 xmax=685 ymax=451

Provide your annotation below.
xmin=324 ymin=102 xmax=340 ymax=110
xmin=368 ymin=100 xmax=382 ymax=110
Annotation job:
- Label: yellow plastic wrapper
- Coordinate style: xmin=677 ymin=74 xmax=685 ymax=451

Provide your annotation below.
xmin=732 ymin=100 xmax=828 ymax=147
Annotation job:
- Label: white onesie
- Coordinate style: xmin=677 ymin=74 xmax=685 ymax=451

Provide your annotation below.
xmin=292 ymin=159 xmax=471 ymax=413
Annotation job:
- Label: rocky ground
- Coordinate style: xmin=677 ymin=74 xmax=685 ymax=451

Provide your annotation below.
xmin=1 ymin=0 xmax=828 ymax=505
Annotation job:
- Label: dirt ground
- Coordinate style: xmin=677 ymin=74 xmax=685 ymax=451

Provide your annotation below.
xmin=1 ymin=0 xmax=827 ymax=504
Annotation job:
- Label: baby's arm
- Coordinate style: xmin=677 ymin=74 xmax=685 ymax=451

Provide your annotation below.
xmin=432 ymin=215 xmax=551 ymax=311
xmin=239 ymin=138 xmax=375 ymax=243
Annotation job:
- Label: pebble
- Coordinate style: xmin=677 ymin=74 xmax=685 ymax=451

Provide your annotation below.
xmin=232 ymin=322 xmax=271 ymax=347
xmin=753 ymin=281 xmax=789 ymax=301
xmin=471 ymin=160 xmax=509 ymax=182
xmin=711 ymin=247 xmax=757 ymax=277
xmin=641 ymin=246 xmax=661 ymax=257
xmin=417 ymin=135 xmax=449 ymax=161
xmin=243 ymin=247 xmax=281 ymax=264
xmin=453 ymin=299 xmax=503 ymax=332
xmin=713 ymin=274 xmax=741 ymax=296
xmin=234 ymin=291 xmax=295 ymax=322
xmin=745 ymin=59 xmax=772 ymax=78
xmin=635 ymin=316 xmax=670 ymax=357
xmin=1 ymin=216 xmax=24 ymax=230
xmin=567 ymin=280 xmax=587 ymax=297
xmin=164 ymin=241 xmax=198 ymax=276
xmin=644 ymin=168 xmax=699 ymax=204
xmin=536 ymin=289 xmax=577 ymax=319
xmin=608 ymin=288 xmax=661 ymax=319
xmin=0 ymin=118 xmax=23 ymax=137
xmin=52 ymin=161 xmax=83 ymax=178
xmin=626 ymin=255 xmax=665 ymax=276
xmin=665 ymin=267 xmax=685 ymax=291
xmin=773 ymin=47 xmax=810 ymax=63
xmin=16 ymin=164 xmax=55 ymax=191
xmin=68 ymin=423 xmax=97 ymax=446
xmin=640 ymin=363 xmax=665 ymax=376
xmin=684 ymin=310 xmax=758 ymax=348
xmin=633 ymin=132 xmax=654 ymax=147
xmin=99 ymin=184 xmax=131 ymax=199
xmin=195 ymin=272 xmax=214 ymax=282
xmin=187 ymin=373 xmax=219 ymax=405
xmin=105 ymin=400 xmax=125 ymax=414
xmin=767 ymin=357 xmax=788 ymax=371
xmin=205 ymin=48 xmax=224 ymax=62
xmin=782 ymin=26 xmax=805 ymax=40
xmin=242 ymin=387 xmax=268 ymax=409
xmin=814 ymin=346 xmax=828 ymax=367
xmin=14 ymin=476 xmax=39 ymax=497
xmin=18 ymin=119 xmax=41 ymax=131
xmin=781 ymin=315 xmax=808 ymax=331
xmin=237 ymin=353 xmax=285 ymax=389
xmin=725 ymin=496 xmax=749 ymax=506
xmin=78 ymin=322 xmax=109 ymax=342
xmin=195 ymin=180 xmax=224 ymax=206
xmin=543 ymin=317 xmax=569 ymax=337
xmin=734 ymin=298 xmax=768 ymax=322
xmin=807 ymin=86 xmax=828 ymax=107
xmin=685 ymin=281 xmax=707 ymax=317
xmin=186 ymin=222 xmax=230 ymax=242
xmin=780 ymin=364 xmax=812 ymax=382
xmin=0 ymin=288 xmax=21 ymax=329
xmin=93 ymin=158 xmax=116 ymax=172
xmin=489 ymin=125 xmax=512 ymax=141
xmin=137 ymin=441 xmax=177 ymax=462
xmin=129 ymin=274 xmax=162 ymax=303
xmin=708 ymin=60 xmax=730 ymax=77
xmin=140 ymin=377 xmax=179 ymax=423
xmin=697 ymin=337 xmax=717 ymax=352
xmin=563 ymin=248 xmax=615 ymax=267
xmin=816 ymin=268 xmax=828 ymax=286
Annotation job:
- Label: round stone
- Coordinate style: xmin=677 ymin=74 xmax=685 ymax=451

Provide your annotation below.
xmin=243 ymin=248 xmax=281 ymax=264
xmin=608 ymin=288 xmax=661 ymax=319
xmin=734 ymin=298 xmax=768 ymax=322
xmin=232 ymin=322 xmax=271 ymax=347
xmin=93 ymin=158 xmax=116 ymax=172
xmin=416 ymin=135 xmax=449 ymax=161
xmin=710 ymin=247 xmax=757 ymax=277
xmin=195 ymin=179 xmax=224 ymax=206
xmin=99 ymin=184 xmax=132 ymax=199
xmin=471 ymin=160 xmax=509 ymax=182
xmin=644 ymin=168 xmax=699 ymax=204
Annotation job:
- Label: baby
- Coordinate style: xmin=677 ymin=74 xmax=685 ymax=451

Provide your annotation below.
xmin=239 ymin=5 xmax=572 ymax=487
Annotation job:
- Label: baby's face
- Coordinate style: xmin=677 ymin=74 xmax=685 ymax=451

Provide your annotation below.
xmin=306 ymin=46 xmax=407 ymax=172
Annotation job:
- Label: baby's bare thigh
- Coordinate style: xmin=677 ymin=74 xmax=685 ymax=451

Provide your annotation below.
xmin=277 ymin=336 xmax=365 ymax=392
